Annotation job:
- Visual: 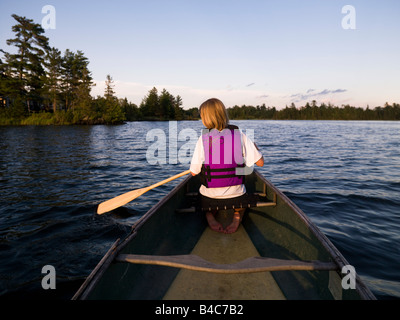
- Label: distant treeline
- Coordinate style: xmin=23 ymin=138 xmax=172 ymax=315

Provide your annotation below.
xmin=0 ymin=14 xmax=194 ymax=125
xmin=228 ymin=101 xmax=400 ymax=121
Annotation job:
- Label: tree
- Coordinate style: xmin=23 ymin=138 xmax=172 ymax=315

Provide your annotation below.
xmin=120 ymin=97 xmax=140 ymax=121
xmin=0 ymin=57 xmax=8 ymax=102
xmin=159 ymin=88 xmax=175 ymax=119
xmin=43 ymin=47 xmax=63 ymax=112
xmin=61 ymin=49 xmax=93 ymax=111
xmin=140 ymin=87 xmax=159 ymax=118
xmin=104 ymin=74 xmax=115 ymax=100
xmin=174 ymin=94 xmax=184 ymax=120
xmin=138 ymin=87 xmax=185 ymax=120
xmin=2 ymin=14 xmax=50 ymax=113
xmin=75 ymin=59 xmax=93 ymax=109
xmin=61 ymin=49 xmax=74 ymax=109
xmin=0 ymin=57 xmax=12 ymax=111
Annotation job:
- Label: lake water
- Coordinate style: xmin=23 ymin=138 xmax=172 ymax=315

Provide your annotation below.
xmin=0 ymin=120 xmax=399 ymax=300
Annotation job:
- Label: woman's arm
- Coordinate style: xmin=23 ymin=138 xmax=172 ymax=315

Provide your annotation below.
xmin=255 ymin=156 xmax=264 ymax=167
xmin=254 ymin=143 xmax=264 ymax=167
xmin=189 ymin=136 xmax=204 ymax=176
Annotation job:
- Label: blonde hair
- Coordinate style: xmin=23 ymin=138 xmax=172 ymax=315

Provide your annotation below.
xmin=199 ymin=98 xmax=229 ymax=131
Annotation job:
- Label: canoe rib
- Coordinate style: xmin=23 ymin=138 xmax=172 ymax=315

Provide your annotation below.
xmin=116 ymin=254 xmax=337 ymax=274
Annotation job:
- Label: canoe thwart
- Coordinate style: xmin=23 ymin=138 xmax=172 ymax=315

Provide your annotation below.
xmin=116 ymin=254 xmax=338 ymax=274
xmin=176 ymin=192 xmax=277 ymax=213
xmin=200 ymin=192 xmax=276 ymax=212
xmin=176 ymin=201 xmax=276 ymax=213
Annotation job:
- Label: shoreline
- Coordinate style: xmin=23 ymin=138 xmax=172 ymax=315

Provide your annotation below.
xmin=1 ymin=118 xmax=399 ymax=127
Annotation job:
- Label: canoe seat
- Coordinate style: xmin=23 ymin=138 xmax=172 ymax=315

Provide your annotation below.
xmin=176 ymin=192 xmax=276 ymax=213
xmin=116 ymin=254 xmax=338 ymax=274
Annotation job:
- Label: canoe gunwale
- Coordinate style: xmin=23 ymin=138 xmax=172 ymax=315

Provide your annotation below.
xmin=72 ymin=238 xmax=121 ymax=300
xmin=254 ymin=171 xmax=376 ymax=300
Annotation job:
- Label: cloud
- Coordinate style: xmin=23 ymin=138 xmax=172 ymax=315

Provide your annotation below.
xmin=318 ymin=89 xmax=330 ymax=95
xmin=332 ymin=89 xmax=347 ymax=93
xmin=289 ymin=88 xmax=347 ymax=102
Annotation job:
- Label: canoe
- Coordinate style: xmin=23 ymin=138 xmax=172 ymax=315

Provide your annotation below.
xmin=73 ymin=170 xmax=375 ymax=300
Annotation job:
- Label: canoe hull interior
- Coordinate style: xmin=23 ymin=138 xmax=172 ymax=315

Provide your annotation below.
xmin=75 ymin=171 xmax=375 ymax=300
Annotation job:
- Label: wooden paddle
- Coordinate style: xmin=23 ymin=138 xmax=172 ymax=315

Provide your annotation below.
xmin=97 ymin=170 xmax=191 ymax=215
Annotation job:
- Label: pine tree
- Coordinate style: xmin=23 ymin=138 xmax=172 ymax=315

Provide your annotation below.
xmin=140 ymin=87 xmax=159 ymax=118
xmin=61 ymin=49 xmax=93 ymax=111
xmin=2 ymin=14 xmax=49 ymax=114
xmin=44 ymin=47 xmax=63 ymax=112
xmin=0 ymin=57 xmax=10 ymax=110
xmin=174 ymin=95 xmax=184 ymax=120
xmin=159 ymin=88 xmax=175 ymax=119
xmin=104 ymin=74 xmax=115 ymax=100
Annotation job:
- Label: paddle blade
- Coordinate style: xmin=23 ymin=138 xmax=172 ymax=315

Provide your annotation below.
xmin=97 ymin=170 xmax=191 ymax=215
xmin=97 ymin=187 xmax=148 ymax=215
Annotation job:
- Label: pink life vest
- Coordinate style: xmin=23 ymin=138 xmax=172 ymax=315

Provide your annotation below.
xmin=200 ymin=125 xmax=245 ymax=188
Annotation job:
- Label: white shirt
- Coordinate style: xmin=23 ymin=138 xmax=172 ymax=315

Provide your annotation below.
xmin=190 ymin=130 xmax=263 ymax=199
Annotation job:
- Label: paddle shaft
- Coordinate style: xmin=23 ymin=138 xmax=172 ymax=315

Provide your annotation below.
xmin=146 ymin=169 xmax=191 ymax=191
xmin=97 ymin=170 xmax=191 ymax=215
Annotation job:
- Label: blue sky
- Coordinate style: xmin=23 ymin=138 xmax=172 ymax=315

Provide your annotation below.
xmin=1 ymin=0 xmax=399 ymax=109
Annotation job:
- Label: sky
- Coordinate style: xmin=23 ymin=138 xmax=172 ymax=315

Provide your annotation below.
xmin=1 ymin=0 xmax=399 ymax=110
